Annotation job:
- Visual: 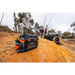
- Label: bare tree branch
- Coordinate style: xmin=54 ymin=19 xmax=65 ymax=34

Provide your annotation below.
xmin=47 ymin=23 xmax=54 ymax=30
xmin=43 ymin=15 xmax=46 ymax=30
xmin=47 ymin=18 xmax=52 ymax=26
xmin=42 ymin=15 xmax=54 ymax=34
xmin=47 ymin=18 xmax=53 ymax=30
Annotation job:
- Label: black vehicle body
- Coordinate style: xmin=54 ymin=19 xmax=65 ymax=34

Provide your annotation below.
xmin=44 ymin=32 xmax=60 ymax=44
xmin=15 ymin=33 xmax=39 ymax=53
xmin=44 ymin=33 xmax=58 ymax=40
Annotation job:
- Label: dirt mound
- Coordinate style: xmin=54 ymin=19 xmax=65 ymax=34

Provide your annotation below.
xmin=0 ymin=32 xmax=19 ymax=37
xmin=0 ymin=32 xmax=20 ymax=52
xmin=0 ymin=32 xmax=8 ymax=37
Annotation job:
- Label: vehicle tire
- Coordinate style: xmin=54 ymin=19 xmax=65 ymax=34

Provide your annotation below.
xmin=53 ymin=36 xmax=60 ymax=44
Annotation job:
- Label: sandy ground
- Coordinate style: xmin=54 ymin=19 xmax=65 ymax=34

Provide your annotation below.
xmin=0 ymin=32 xmax=75 ymax=62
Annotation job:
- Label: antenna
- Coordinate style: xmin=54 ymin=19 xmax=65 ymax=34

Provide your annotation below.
xmin=0 ymin=13 xmax=4 ymax=25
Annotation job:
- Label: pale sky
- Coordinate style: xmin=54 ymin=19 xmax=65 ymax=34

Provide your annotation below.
xmin=0 ymin=12 xmax=75 ymax=33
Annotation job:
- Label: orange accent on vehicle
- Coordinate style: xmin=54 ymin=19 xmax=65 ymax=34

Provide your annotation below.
xmin=15 ymin=45 xmax=21 ymax=50
xmin=19 ymin=39 xmax=25 ymax=44
xmin=34 ymin=38 xmax=36 ymax=41
xmin=28 ymin=38 xmax=30 ymax=42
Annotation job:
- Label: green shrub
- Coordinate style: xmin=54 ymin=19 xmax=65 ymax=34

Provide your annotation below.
xmin=23 ymin=31 xmax=26 ymax=33
xmin=63 ymin=31 xmax=70 ymax=37
xmin=18 ymin=31 xmax=22 ymax=33
xmin=13 ymin=30 xmax=17 ymax=33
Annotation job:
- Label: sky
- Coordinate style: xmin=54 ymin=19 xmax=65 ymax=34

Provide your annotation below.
xmin=0 ymin=12 xmax=75 ymax=33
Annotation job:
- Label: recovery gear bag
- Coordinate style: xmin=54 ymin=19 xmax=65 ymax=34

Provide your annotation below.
xmin=15 ymin=33 xmax=39 ymax=53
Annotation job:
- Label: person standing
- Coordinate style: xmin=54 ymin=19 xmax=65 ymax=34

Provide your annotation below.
xmin=40 ymin=28 xmax=44 ymax=38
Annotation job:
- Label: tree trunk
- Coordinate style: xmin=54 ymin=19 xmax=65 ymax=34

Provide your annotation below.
xmin=0 ymin=9 xmax=5 ymax=25
xmin=44 ymin=28 xmax=47 ymax=34
xmin=14 ymin=9 xmax=17 ymax=32
xmin=72 ymin=33 xmax=74 ymax=38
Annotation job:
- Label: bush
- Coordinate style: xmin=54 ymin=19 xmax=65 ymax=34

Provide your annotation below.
xmin=7 ymin=30 xmax=13 ymax=33
xmin=23 ymin=31 xmax=26 ymax=33
xmin=35 ymin=30 xmax=40 ymax=36
xmin=63 ymin=31 xmax=70 ymax=37
xmin=18 ymin=31 xmax=22 ymax=33
xmin=13 ymin=30 xmax=17 ymax=33
xmin=0 ymin=25 xmax=8 ymax=31
xmin=0 ymin=25 xmax=14 ymax=33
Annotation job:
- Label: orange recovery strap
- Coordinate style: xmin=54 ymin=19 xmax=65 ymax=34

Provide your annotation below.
xmin=15 ymin=45 xmax=21 ymax=50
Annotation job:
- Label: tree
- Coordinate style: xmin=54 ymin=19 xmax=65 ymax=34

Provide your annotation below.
xmin=18 ymin=12 xmax=34 ymax=33
xmin=0 ymin=9 xmax=5 ymax=25
xmin=39 ymin=25 xmax=43 ymax=28
xmin=18 ymin=12 xmax=26 ymax=32
xmin=71 ymin=21 xmax=75 ymax=31
xmin=35 ymin=30 xmax=40 ymax=35
xmin=48 ymin=28 xmax=55 ymax=33
xmin=29 ymin=19 xmax=34 ymax=25
xmin=17 ymin=9 xmax=26 ymax=32
xmin=29 ymin=18 xmax=34 ymax=32
xmin=18 ymin=24 xmax=21 ymax=33
xmin=43 ymin=16 xmax=53 ymax=34
xmin=34 ymin=22 xmax=45 ymax=35
xmin=58 ymin=31 xmax=62 ymax=36
xmin=18 ymin=13 xmax=23 ymax=23
xmin=38 ymin=25 xmax=44 ymax=32
xmin=34 ymin=23 xmax=44 ymax=34
xmin=34 ymin=22 xmax=39 ymax=30
xmin=13 ymin=13 xmax=18 ymax=32
xmin=70 ymin=21 xmax=75 ymax=37
xmin=63 ymin=31 xmax=70 ymax=37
